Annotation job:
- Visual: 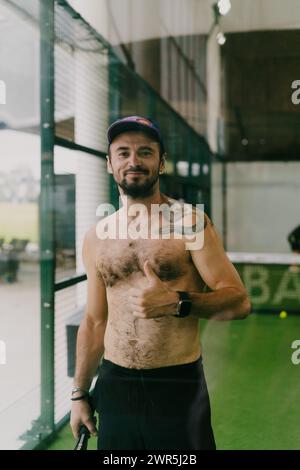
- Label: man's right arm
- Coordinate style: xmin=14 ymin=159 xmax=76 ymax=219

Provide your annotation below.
xmin=70 ymin=227 xmax=108 ymax=438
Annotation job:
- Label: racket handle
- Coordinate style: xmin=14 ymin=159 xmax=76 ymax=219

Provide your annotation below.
xmin=74 ymin=425 xmax=90 ymax=450
xmin=73 ymin=396 xmax=96 ymax=450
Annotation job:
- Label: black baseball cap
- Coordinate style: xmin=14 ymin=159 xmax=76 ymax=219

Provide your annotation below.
xmin=107 ymin=115 xmax=165 ymax=153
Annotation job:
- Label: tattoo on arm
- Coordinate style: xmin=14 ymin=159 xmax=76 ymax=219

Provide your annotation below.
xmin=158 ymin=205 xmax=208 ymax=235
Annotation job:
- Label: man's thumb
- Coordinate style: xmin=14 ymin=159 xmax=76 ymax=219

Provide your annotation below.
xmin=143 ymin=260 xmax=160 ymax=283
xmin=85 ymin=417 xmax=98 ymax=437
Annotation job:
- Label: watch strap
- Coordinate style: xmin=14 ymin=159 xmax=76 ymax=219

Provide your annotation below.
xmin=177 ymin=291 xmax=190 ymax=301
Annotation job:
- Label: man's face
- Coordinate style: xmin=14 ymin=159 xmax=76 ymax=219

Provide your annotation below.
xmin=107 ymin=131 xmax=165 ymax=198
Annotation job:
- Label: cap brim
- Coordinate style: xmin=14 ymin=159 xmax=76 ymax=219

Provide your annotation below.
xmin=108 ymin=122 xmax=163 ymax=149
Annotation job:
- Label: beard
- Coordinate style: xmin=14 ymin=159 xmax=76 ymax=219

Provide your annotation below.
xmin=117 ymin=169 xmax=160 ymax=198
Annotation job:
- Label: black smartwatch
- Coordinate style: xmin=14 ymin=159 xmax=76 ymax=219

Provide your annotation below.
xmin=174 ymin=291 xmax=192 ymax=317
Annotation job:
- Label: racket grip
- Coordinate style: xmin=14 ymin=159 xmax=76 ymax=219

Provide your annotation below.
xmin=73 ymin=416 xmax=97 ymax=450
xmin=74 ymin=427 xmax=89 ymax=450
xmin=79 ymin=424 xmax=91 ymax=437
xmin=73 ymin=397 xmax=96 ymax=450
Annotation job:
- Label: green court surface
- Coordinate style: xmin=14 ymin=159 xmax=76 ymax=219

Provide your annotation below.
xmin=47 ymin=313 xmax=300 ymax=450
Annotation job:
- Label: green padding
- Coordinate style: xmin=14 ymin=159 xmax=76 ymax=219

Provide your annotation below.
xmin=235 ymin=263 xmax=300 ymax=313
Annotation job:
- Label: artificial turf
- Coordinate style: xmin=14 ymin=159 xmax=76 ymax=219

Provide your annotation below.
xmin=47 ymin=313 xmax=300 ymax=450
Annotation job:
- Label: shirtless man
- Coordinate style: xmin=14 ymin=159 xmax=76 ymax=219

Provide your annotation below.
xmin=70 ymin=115 xmax=251 ymax=450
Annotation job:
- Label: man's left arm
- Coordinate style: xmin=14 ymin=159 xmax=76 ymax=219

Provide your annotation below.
xmin=128 ymin=214 xmax=251 ymax=321
xmin=187 ymin=215 xmax=251 ymax=321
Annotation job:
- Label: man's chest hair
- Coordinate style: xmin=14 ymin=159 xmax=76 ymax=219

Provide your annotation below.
xmin=96 ymin=239 xmax=191 ymax=288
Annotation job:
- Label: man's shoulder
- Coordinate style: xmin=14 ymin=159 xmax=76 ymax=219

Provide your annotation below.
xmin=163 ymin=195 xmax=211 ymax=231
xmin=81 ymin=225 xmax=97 ymax=257
xmin=83 ymin=222 xmax=111 ymax=265
xmin=95 ymin=211 xmax=120 ymax=241
xmin=84 ymin=220 xmax=110 ymax=246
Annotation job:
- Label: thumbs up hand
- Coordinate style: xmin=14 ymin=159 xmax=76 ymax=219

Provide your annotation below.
xmin=143 ymin=260 xmax=162 ymax=286
xmin=129 ymin=260 xmax=179 ymax=319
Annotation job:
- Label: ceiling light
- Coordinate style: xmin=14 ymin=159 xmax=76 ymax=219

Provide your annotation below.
xmin=217 ymin=0 xmax=231 ymax=16
xmin=217 ymin=31 xmax=226 ymax=45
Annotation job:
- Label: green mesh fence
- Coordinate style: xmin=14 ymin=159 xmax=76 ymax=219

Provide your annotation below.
xmin=2 ymin=0 xmax=212 ymax=449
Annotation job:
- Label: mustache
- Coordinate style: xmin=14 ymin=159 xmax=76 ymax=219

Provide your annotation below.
xmin=125 ymin=168 xmax=148 ymax=175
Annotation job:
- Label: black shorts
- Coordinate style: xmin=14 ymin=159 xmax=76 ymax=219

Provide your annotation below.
xmin=92 ymin=356 xmax=216 ymax=450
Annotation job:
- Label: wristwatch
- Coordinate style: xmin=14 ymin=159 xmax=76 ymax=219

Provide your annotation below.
xmin=174 ymin=291 xmax=192 ymax=317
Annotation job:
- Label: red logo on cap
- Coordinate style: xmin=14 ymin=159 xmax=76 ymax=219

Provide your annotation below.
xmin=136 ymin=118 xmax=152 ymax=127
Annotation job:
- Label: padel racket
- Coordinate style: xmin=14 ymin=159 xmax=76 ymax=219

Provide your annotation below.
xmin=73 ymin=423 xmax=92 ymax=450
xmin=73 ymin=398 xmax=96 ymax=450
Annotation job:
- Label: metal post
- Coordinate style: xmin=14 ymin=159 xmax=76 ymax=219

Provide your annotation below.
xmin=206 ymin=144 xmax=212 ymax=219
xmin=217 ymin=117 xmax=226 ymax=247
xmin=39 ymin=0 xmax=55 ymax=435
xmin=221 ymin=159 xmax=227 ymax=249
xmin=108 ymin=51 xmax=121 ymax=210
